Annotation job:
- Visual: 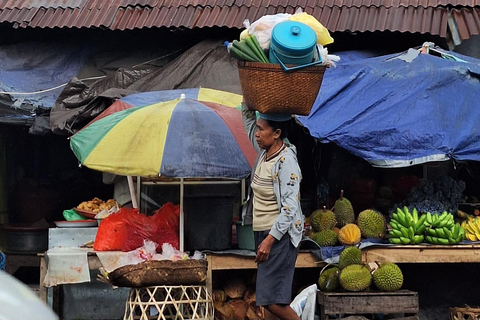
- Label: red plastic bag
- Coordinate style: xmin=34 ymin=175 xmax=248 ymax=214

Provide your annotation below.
xmin=152 ymin=202 xmax=181 ymax=250
xmin=93 ymin=207 xmax=139 ymax=251
xmin=152 ymin=202 xmax=180 ymax=231
xmin=122 ymin=202 xmax=180 ymax=252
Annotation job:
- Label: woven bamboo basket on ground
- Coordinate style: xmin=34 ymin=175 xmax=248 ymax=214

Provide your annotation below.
xmin=450 ymin=306 xmax=480 ymax=320
xmin=123 ymin=285 xmax=213 ymax=320
xmin=109 ymin=259 xmax=207 ymax=287
xmin=237 ymin=60 xmax=327 ymax=116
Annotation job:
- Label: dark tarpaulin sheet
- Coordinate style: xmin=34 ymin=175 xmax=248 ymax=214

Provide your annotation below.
xmin=297 ymin=48 xmax=480 ymax=168
xmin=0 ymin=41 xmax=91 ymax=130
xmin=50 ymin=39 xmax=240 ymax=136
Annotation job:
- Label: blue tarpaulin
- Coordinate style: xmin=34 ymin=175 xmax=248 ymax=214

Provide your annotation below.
xmin=0 ymin=41 xmax=91 ymax=125
xmin=298 ymin=47 xmax=480 ymax=168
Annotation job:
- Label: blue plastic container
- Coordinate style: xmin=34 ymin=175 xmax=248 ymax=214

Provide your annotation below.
xmin=269 ymin=21 xmax=317 ymax=66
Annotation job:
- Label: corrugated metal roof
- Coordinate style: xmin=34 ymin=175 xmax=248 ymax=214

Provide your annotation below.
xmin=0 ymin=0 xmax=86 ymax=9
xmin=0 ymin=0 xmax=479 ymax=41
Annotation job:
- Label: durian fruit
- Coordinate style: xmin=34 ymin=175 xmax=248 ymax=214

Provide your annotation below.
xmin=339 ymin=264 xmax=372 ymax=292
xmin=357 ymin=209 xmax=387 ymax=239
xmin=312 ymin=229 xmax=338 ymax=247
xmin=310 ymin=206 xmax=337 ymax=232
xmin=334 ymin=190 xmax=355 ymax=227
xmin=373 ymin=262 xmax=403 ymax=291
xmin=318 ymin=266 xmax=340 ymax=292
xmin=337 ymin=223 xmax=361 ymax=246
xmin=338 ymin=246 xmax=362 ymax=270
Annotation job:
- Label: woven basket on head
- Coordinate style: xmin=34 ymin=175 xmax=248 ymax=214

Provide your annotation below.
xmin=237 ymin=61 xmax=327 ymax=116
xmin=109 ymin=259 xmax=207 ymax=287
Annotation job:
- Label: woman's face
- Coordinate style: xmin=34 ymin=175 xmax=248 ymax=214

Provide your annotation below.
xmin=255 ymin=118 xmax=280 ymax=150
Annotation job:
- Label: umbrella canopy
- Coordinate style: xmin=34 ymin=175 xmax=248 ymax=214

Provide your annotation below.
xmin=298 ymin=47 xmax=480 ymax=168
xmin=70 ymin=95 xmax=256 ymax=179
xmin=84 ymin=87 xmax=243 ymax=127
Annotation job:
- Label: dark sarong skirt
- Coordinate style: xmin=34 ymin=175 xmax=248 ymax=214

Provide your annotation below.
xmin=254 ymin=230 xmax=298 ymax=306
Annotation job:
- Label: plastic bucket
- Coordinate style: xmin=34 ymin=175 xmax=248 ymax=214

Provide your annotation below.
xmin=269 ymin=21 xmax=317 ymax=66
xmin=234 ymin=221 xmax=255 ymax=251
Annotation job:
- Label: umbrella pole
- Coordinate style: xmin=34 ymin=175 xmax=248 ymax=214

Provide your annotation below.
xmin=127 ymin=175 xmax=139 ymax=209
xmin=180 ymin=178 xmax=185 ymax=252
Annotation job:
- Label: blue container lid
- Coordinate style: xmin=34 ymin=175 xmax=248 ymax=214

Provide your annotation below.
xmin=271 ymin=21 xmax=317 ymax=55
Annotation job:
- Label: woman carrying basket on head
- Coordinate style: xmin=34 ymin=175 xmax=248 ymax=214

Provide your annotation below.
xmin=241 ymin=102 xmax=304 ymax=320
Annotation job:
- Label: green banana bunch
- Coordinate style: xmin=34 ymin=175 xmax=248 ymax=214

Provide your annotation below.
xmin=389 ymin=206 xmax=425 ymax=245
xmin=461 ymin=217 xmax=480 ymax=241
xmin=423 ymin=212 xmax=464 ymax=245
xmin=423 ymin=211 xmax=455 ymax=229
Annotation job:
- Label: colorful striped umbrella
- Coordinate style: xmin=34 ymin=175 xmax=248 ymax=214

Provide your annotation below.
xmin=69 ymin=89 xmax=256 ymax=251
xmin=84 ymin=88 xmax=243 ymax=126
xmin=70 ymin=92 xmax=256 ymax=179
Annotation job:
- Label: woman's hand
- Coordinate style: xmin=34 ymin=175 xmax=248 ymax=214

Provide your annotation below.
xmin=255 ymin=234 xmax=276 ymax=264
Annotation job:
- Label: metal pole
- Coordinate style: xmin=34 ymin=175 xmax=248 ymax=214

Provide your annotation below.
xmin=180 ymin=177 xmax=185 ymax=252
xmin=127 ymin=175 xmax=138 ymax=209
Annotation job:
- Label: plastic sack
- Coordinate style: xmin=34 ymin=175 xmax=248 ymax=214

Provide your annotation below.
xmin=62 ymin=209 xmax=85 ymax=221
xmin=290 ymin=283 xmax=318 ymax=320
xmin=122 ymin=202 xmax=180 ymax=252
xmin=243 ymin=13 xmax=292 ymax=51
xmin=159 ymin=243 xmax=188 ymax=261
xmin=289 ymin=10 xmax=334 ymax=46
xmin=119 ymin=240 xmax=158 ymax=266
xmin=93 ymin=207 xmax=138 ymax=251
xmin=151 ymin=202 xmax=180 ymax=231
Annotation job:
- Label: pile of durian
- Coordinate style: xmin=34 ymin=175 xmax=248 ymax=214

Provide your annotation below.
xmin=307 ymin=190 xmax=387 ymax=247
xmin=318 ymin=246 xmax=404 ymax=292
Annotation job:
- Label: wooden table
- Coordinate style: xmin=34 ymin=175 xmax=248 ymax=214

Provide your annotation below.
xmin=205 ymin=244 xmax=480 ymax=292
xmin=205 ymin=251 xmax=322 ymax=292
xmin=38 ymin=244 xmax=480 ymax=311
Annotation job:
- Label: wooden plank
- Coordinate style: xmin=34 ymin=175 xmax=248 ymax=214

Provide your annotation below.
xmin=206 ymin=255 xmax=213 ymax=294
xmin=38 ymin=254 xmax=47 ymax=304
xmin=209 ymin=254 xmax=257 ymax=270
xmin=295 ymin=251 xmax=324 ymax=268
xmin=319 ymin=290 xmax=416 ymax=297
xmin=208 ymin=252 xmax=322 ymax=270
xmin=363 ymin=246 xmax=480 ymax=263
xmin=318 ymin=291 xmax=419 ymax=315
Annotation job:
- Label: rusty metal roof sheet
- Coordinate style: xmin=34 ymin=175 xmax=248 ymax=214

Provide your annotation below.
xmin=0 ymin=0 xmax=479 ymax=41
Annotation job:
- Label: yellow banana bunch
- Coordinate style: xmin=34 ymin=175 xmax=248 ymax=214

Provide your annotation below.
xmin=461 ymin=217 xmax=480 ymax=241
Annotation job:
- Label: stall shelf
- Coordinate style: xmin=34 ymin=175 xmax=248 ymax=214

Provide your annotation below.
xmin=38 ymin=244 xmax=480 ymax=314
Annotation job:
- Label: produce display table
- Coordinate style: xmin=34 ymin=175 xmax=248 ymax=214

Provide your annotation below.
xmin=38 ymin=245 xmax=480 ymax=314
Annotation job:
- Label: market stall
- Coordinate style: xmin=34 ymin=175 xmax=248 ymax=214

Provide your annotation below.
xmin=40 ymin=19 xmax=480 ymax=319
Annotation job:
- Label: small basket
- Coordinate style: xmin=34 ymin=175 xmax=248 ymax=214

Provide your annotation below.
xmin=108 ymin=259 xmax=207 ymax=287
xmin=237 ymin=60 xmax=326 ymax=116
